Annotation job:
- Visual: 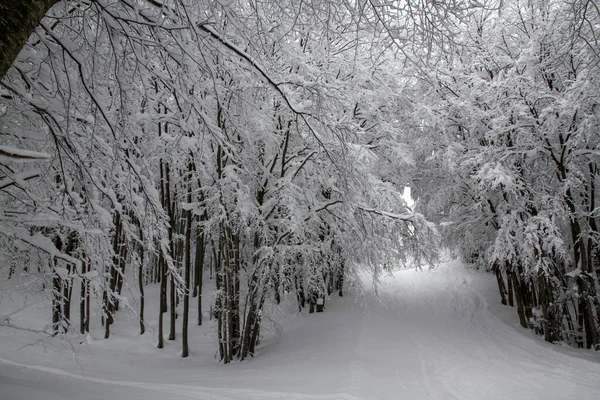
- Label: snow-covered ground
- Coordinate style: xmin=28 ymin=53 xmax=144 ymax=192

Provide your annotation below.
xmin=1 ymin=260 xmax=600 ymax=399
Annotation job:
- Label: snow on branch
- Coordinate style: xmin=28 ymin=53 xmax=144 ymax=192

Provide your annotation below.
xmin=314 ymin=200 xmax=343 ymax=214
xmin=197 ymin=24 xmax=305 ymax=115
xmin=2 ymin=230 xmax=81 ymax=268
xmin=0 ymin=145 xmax=51 ymax=164
xmin=357 ymin=205 xmax=418 ymax=222
xmin=0 ymin=170 xmax=41 ymax=190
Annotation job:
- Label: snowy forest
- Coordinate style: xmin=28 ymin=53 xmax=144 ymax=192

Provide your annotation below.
xmin=1 ymin=0 xmax=600 ymax=380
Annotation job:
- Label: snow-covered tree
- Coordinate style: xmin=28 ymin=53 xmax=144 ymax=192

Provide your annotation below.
xmin=1 ymin=0 xmax=442 ymax=360
xmin=412 ymin=0 xmax=600 ymax=348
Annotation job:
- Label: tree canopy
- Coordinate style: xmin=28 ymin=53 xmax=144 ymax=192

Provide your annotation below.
xmin=1 ymin=0 xmax=599 ymax=357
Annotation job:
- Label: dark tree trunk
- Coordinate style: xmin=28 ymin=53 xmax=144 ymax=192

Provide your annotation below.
xmin=103 ymin=292 xmax=110 ymax=339
xmin=63 ymin=271 xmax=72 ymax=329
xmin=52 ymin=258 xmax=61 ymax=335
xmin=181 ymin=160 xmax=193 ymax=358
xmin=217 ymin=292 xmax=226 ymax=362
xmin=584 ymin=165 xmax=600 ymax=349
xmin=523 ymin=277 xmax=534 ymax=326
xmin=104 ymin=211 xmax=123 ymax=339
xmin=138 ymin=233 xmax=146 ymax=335
xmin=511 ymin=268 xmax=528 ymax=328
xmin=506 ymin=271 xmax=514 ymax=307
xmin=217 ymin=225 xmax=242 ymax=362
xmin=85 ymin=266 xmax=90 ymax=333
xmin=316 ymin=296 xmax=325 ymax=313
xmin=61 ymin=235 xmax=75 ymax=331
xmin=273 ymin=271 xmax=281 ymax=305
xmin=196 ymin=228 xmax=205 ymax=326
xmin=160 ymin=255 xmax=167 ymax=312
xmin=577 ymin=273 xmax=597 ymax=349
xmin=495 ymin=263 xmax=507 ymax=306
xmin=240 ymin=283 xmax=260 ymax=360
xmin=165 ymin=163 xmax=177 ymax=342
xmin=193 ymin=224 xmax=201 ymax=298
xmin=295 ymin=271 xmax=306 ymax=312
xmin=157 ymin=160 xmax=167 ymax=349
xmin=570 ymin=216 xmax=598 ymax=348
xmin=0 ymin=0 xmax=58 ymax=80
xmin=114 ymin=230 xmax=128 ymax=312
xmin=337 ymin=260 xmax=345 ymax=297
xmin=157 ymin=255 xmax=166 ymax=349
xmin=247 ymin=292 xmax=267 ymax=357
xmin=63 ymin=231 xmax=81 ymax=332
xmin=80 ymin=259 xmax=87 ymax=335
xmin=51 ymin=236 xmax=64 ymax=334
xmin=168 ymin=259 xmax=177 ymax=342
xmin=327 ymin=268 xmax=334 ymax=296
xmin=539 ymin=271 xmax=560 ymax=343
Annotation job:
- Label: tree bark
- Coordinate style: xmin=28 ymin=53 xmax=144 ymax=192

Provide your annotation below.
xmin=511 ymin=268 xmax=528 ymax=328
xmin=157 ymin=255 xmax=166 ymax=349
xmin=114 ymin=229 xmax=127 ymax=311
xmin=63 ymin=232 xmax=78 ymax=331
xmin=506 ymin=271 xmax=514 ymax=307
xmin=51 ymin=258 xmax=61 ymax=335
xmin=337 ymin=260 xmax=345 ymax=297
xmin=157 ymin=161 xmax=167 ymax=349
xmin=196 ymin=228 xmax=205 ymax=326
xmin=80 ymin=259 xmax=87 ymax=335
xmin=138 ymin=232 xmax=146 ymax=335
xmin=0 ymin=0 xmax=58 ymax=80
xmin=181 ymin=161 xmax=193 ymax=358
xmin=104 ymin=212 xmax=123 ymax=339
xmin=495 ymin=263 xmax=507 ymax=306
xmin=165 ymin=163 xmax=177 ymax=342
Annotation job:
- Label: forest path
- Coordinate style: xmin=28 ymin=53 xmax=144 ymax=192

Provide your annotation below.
xmin=1 ymin=261 xmax=600 ymax=399
xmin=347 ymin=261 xmax=600 ymax=399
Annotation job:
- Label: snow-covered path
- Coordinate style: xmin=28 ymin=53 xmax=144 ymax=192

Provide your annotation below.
xmin=347 ymin=264 xmax=600 ymax=399
xmin=1 ymin=261 xmax=600 ymax=399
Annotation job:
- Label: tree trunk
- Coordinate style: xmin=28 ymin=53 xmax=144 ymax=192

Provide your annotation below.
xmin=247 ymin=292 xmax=267 ymax=357
xmin=273 ymin=271 xmax=281 ymax=305
xmin=196 ymin=227 xmax=205 ymax=326
xmin=52 ymin=258 xmax=61 ymax=335
xmin=0 ymin=0 xmax=59 ymax=80
xmin=157 ymin=160 xmax=167 ymax=349
xmin=327 ymin=268 xmax=334 ymax=296
xmin=104 ymin=211 xmax=123 ymax=339
xmin=85 ymin=268 xmax=90 ymax=333
xmin=217 ymin=292 xmax=226 ymax=362
xmin=570 ymin=216 xmax=598 ymax=348
xmin=157 ymin=255 xmax=166 ymax=349
xmin=240 ymin=286 xmax=259 ymax=360
xmin=138 ymin=234 xmax=146 ymax=335
xmin=337 ymin=260 xmax=345 ymax=297
xmin=240 ymin=262 xmax=267 ymax=360
xmin=217 ymin=225 xmax=242 ymax=362
xmin=495 ymin=263 xmax=507 ymax=306
xmin=295 ymin=270 xmax=306 ymax=312
xmin=165 ymin=163 xmax=177 ymax=341
xmin=80 ymin=259 xmax=87 ymax=335
xmin=181 ymin=161 xmax=193 ymax=358
xmin=507 ymin=271 xmax=514 ymax=307
xmin=511 ymin=269 xmax=528 ymax=328
xmin=114 ymin=229 xmax=127 ymax=312
xmin=316 ymin=296 xmax=325 ymax=313
xmin=62 ymin=265 xmax=72 ymax=330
